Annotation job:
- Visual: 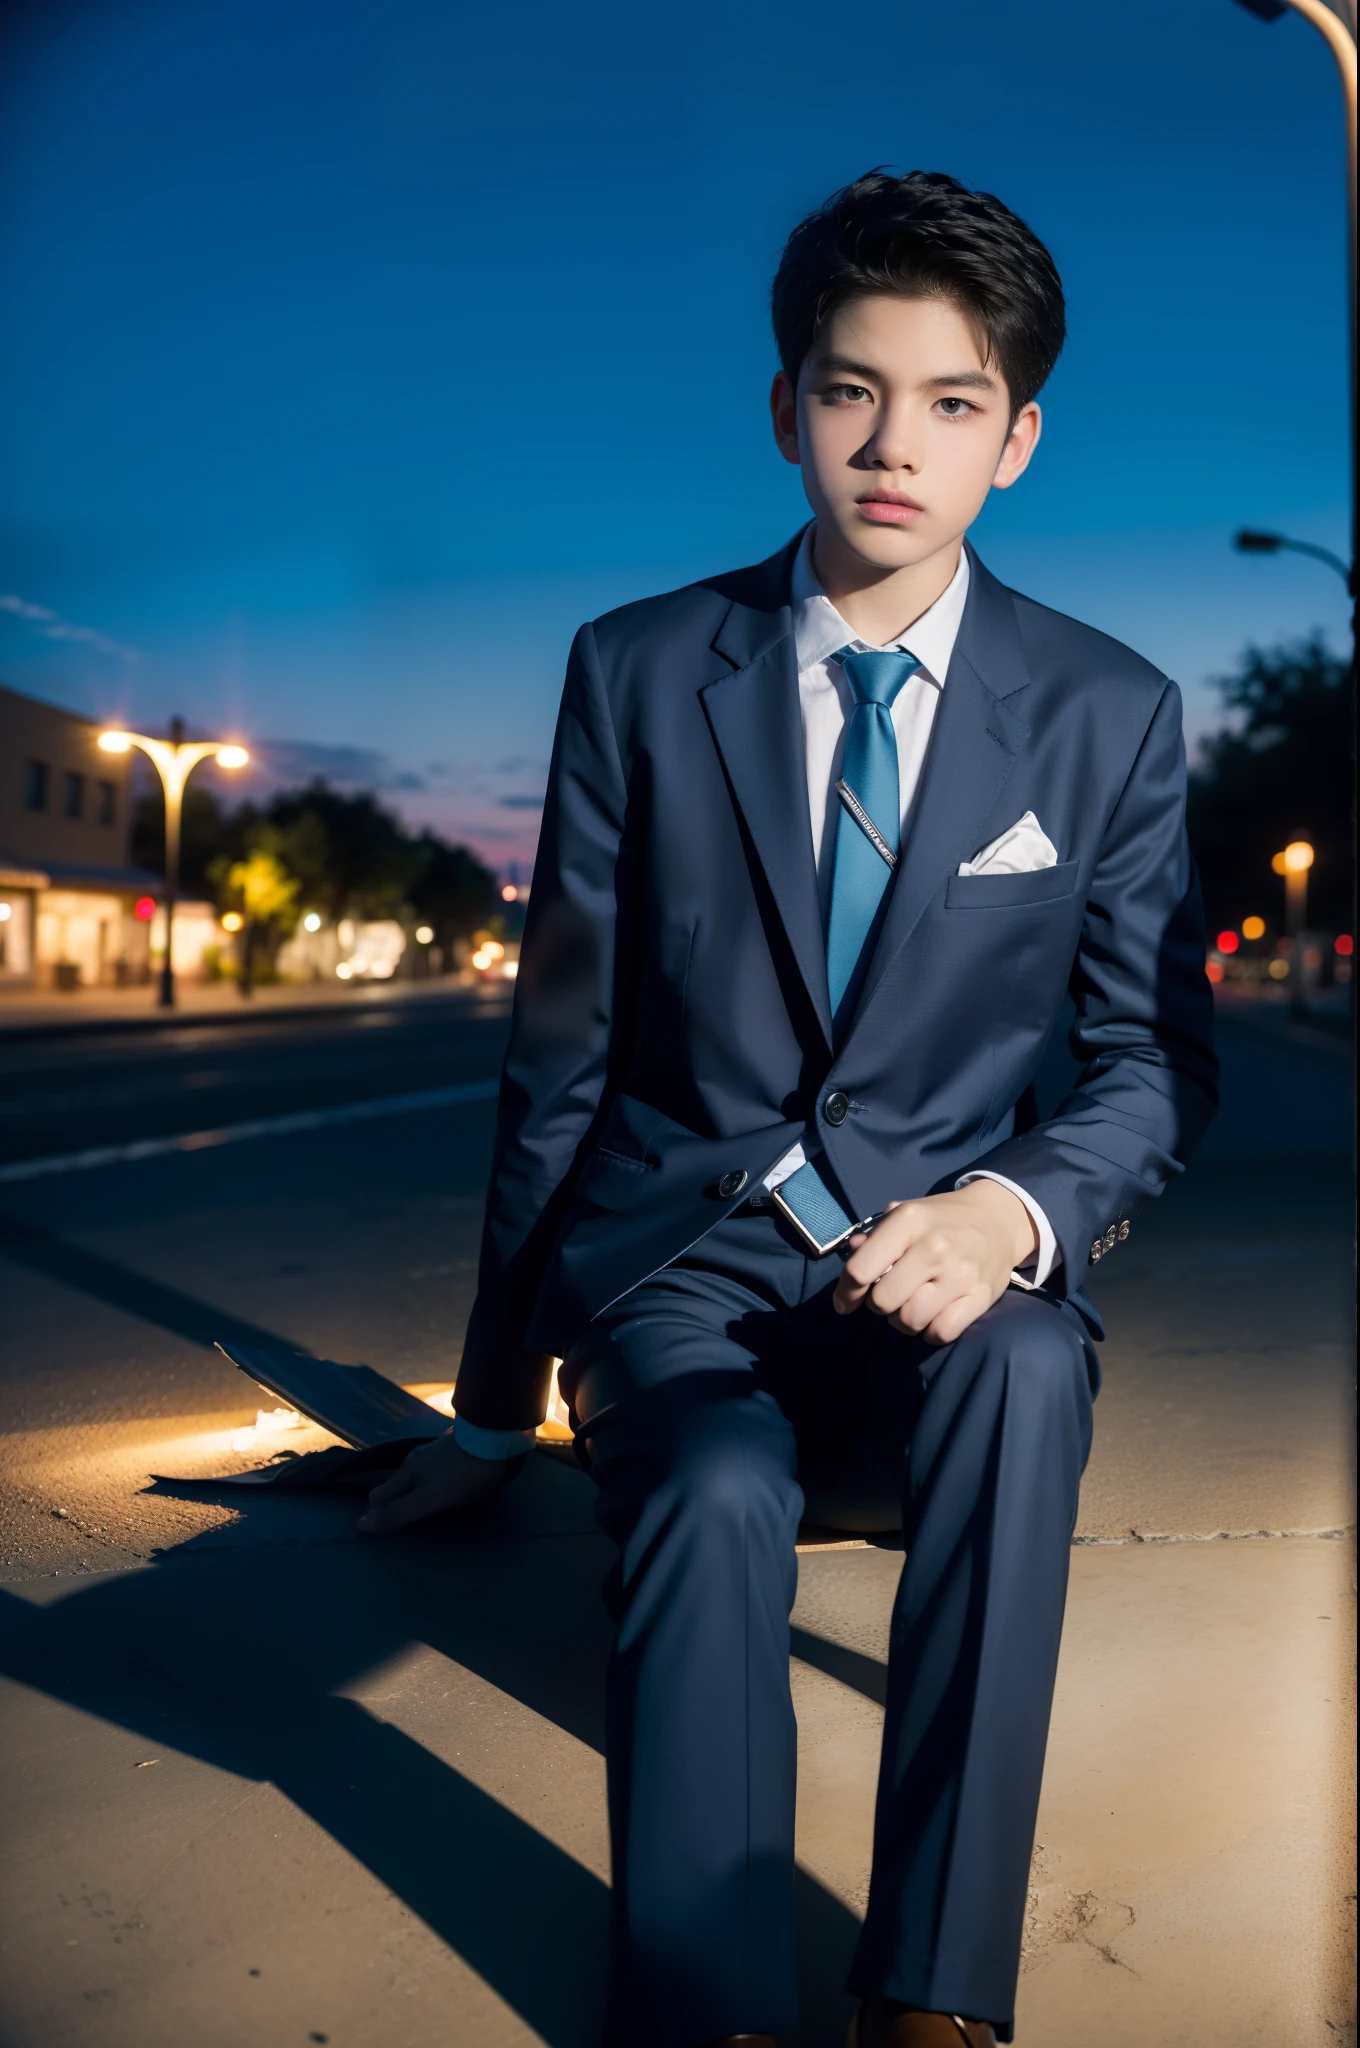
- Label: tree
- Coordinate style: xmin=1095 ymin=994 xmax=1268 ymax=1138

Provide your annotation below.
xmin=222 ymin=846 xmax=301 ymax=931
xmin=139 ymin=770 xmax=502 ymax=953
xmin=1187 ymin=635 xmax=1352 ymax=934
xmin=263 ymin=784 xmax=424 ymax=921
xmin=408 ymin=835 xmax=499 ymax=947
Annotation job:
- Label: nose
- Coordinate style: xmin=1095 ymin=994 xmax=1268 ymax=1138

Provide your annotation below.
xmin=863 ymin=400 xmax=919 ymax=474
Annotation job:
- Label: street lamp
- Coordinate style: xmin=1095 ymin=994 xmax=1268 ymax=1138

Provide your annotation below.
xmin=99 ymin=718 xmax=249 ymax=1008
xmin=1230 ymin=0 xmax=1358 ymax=610
xmin=1271 ymin=838 xmax=1315 ymax=1015
xmin=1232 ymin=528 xmax=1355 ymax=591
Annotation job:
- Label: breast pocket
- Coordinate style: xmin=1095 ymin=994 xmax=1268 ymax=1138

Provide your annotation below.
xmin=575 ymin=1146 xmax=654 ymax=1210
xmin=944 ymin=860 xmax=1080 ymax=910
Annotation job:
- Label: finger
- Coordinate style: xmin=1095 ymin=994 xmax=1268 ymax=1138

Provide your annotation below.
xmin=357 ymin=1481 xmax=437 ymax=1535
xmin=867 ymin=1232 xmax=958 ymax=1316
xmin=924 ymin=1289 xmax=990 ymax=1346
xmin=886 ymin=1278 xmax=952 ymax=1334
xmin=833 ymin=1234 xmax=876 ymax=1314
xmin=840 ymin=1205 xmax=920 ymax=1290
xmin=364 ymin=1464 xmax=420 ymax=1508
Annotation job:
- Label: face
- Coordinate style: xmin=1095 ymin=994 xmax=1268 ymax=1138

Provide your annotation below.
xmin=770 ymin=293 xmax=1041 ymax=577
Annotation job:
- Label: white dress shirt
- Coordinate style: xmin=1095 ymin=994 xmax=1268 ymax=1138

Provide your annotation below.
xmin=455 ymin=529 xmax=1056 ymax=1459
xmin=761 ymin=527 xmax=1058 ymax=1289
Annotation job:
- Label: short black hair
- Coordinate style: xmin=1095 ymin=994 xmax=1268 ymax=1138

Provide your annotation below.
xmin=772 ymin=169 xmax=1065 ymax=413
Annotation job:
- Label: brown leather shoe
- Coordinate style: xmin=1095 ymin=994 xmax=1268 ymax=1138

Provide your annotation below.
xmin=847 ymin=2001 xmax=997 ymax=2047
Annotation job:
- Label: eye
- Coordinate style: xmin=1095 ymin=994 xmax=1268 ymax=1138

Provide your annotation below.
xmin=935 ymin=396 xmax=976 ymax=419
xmin=820 ymin=382 xmax=872 ymax=406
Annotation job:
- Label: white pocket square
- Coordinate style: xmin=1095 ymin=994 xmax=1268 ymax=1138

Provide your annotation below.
xmin=958 ymin=810 xmax=1059 ymax=877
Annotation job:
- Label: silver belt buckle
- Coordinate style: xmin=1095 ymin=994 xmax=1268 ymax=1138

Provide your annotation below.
xmin=769 ymin=1191 xmax=886 ymax=1259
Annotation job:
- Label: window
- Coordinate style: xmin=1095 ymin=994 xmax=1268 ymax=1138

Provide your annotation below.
xmin=64 ymin=772 xmax=85 ymax=819
xmin=25 ymin=760 xmax=49 ymax=811
xmin=97 ymin=779 xmax=117 ymax=826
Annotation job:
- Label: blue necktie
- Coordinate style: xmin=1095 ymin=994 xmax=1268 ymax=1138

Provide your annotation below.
xmin=773 ymin=644 xmax=919 ymax=1255
xmin=825 ymin=647 xmax=920 ymax=1030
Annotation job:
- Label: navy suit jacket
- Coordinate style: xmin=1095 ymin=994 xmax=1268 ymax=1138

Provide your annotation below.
xmin=454 ymin=533 xmax=1218 ymax=1431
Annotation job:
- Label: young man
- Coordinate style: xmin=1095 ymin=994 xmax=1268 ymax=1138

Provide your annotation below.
xmin=361 ymin=171 xmax=1217 ymax=2046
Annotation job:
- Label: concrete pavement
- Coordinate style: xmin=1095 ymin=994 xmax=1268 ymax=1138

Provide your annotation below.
xmin=0 ymin=1002 xmax=1352 ymax=2046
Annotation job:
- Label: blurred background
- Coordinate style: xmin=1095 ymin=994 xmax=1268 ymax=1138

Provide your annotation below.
xmin=0 ymin=0 xmax=1352 ymax=1001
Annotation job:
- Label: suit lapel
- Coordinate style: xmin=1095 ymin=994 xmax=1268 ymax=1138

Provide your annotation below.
xmin=701 ymin=547 xmax=833 ymax=1046
xmin=846 ymin=548 xmax=1032 ymax=1036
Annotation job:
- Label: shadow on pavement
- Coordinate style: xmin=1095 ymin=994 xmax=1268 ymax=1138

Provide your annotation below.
xmin=0 ymin=1460 xmax=865 ymax=2047
xmin=791 ymin=1626 xmax=888 ymax=1709
xmin=0 ymin=1211 xmax=312 ymax=1357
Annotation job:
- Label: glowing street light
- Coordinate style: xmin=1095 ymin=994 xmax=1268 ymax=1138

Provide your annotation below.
xmin=100 ymin=717 xmax=249 ymax=1007
xmin=1270 ymin=839 xmax=1315 ymax=1016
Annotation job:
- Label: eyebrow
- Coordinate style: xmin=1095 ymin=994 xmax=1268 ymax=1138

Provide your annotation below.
xmin=920 ymin=370 xmax=998 ymax=393
xmin=812 ymin=355 xmax=999 ymax=394
xmin=813 ymin=354 xmax=882 ymax=381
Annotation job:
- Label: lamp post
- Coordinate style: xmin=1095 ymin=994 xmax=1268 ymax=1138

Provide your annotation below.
xmin=1230 ymin=0 xmax=1357 ymax=616
xmin=1272 ymin=838 xmax=1316 ymax=1016
xmin=1231 ymin=2 xmax=1356 ymax=1024
xmin=99 ymin=719 xmax=249 ymax=1007
xmin=1232 ymin=528 xmax=1355 ymax=591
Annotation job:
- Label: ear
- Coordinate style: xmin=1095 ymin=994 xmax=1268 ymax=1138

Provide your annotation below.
xmin=770 ymin=371 xmax=801 ymax=466
xmin=991 ymin=401 xmax=1042 ymax=492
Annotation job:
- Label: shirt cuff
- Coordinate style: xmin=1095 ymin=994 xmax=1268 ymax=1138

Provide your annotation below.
xmin=453 ymin=1415 xmax=538 ymax=1461
xmin=955 ymin=1170 xmax=1059 ymax=1289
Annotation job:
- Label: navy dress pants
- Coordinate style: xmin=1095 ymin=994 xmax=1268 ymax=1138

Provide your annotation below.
xmin=560 ymin=1210 xmax=1099 ymax=2048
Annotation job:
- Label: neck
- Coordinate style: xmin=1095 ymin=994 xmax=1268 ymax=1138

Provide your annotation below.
xmin=810 ymin=526 xmax=963 ymax=646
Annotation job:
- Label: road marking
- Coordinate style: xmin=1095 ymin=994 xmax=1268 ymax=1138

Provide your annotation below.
xmin=0 ymin=1079 xmax=501 ymax=1184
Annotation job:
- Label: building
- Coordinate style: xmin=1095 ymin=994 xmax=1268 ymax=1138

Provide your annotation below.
xmin=0 ymin=682 xmax=160 ymax=990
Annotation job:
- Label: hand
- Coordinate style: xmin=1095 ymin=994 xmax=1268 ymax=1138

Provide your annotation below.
xmin=357 ymin=1431 xmax=522 ymax=1535
xmin=833 ymin=1181 xmax=1038 ymax=1345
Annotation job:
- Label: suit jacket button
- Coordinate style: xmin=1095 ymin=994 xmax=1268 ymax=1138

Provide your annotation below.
xmin=1104 ymin=1225 xmax=1118 ymax=1250
xmin=717 ymin=1169 xmax=748 ymax=1200
xmin=824 ymin=1091 xmax=850 ymax=1126
xmin=1089 ymin=1239 xmax=1104 ymax=1264
xmin=1117 ymin=1220 xmax=1131 ymax=1240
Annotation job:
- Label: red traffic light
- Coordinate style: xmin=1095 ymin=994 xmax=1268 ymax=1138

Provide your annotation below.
xmin=134 ymin=896 xmax=156 ymax=922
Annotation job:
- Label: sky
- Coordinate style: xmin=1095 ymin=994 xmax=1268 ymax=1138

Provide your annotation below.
xmin=0 ymin=0 xmax=1352 ymax=876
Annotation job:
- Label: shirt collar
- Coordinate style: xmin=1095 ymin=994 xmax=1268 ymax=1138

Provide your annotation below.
xmin=789 ymin=522 xmax=971 ymax=687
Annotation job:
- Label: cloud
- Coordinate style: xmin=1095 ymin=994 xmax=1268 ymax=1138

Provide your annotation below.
xmin=497 ymin=792 xmax=545 ymax=810
xmin=0 ymin=592 xmax=140 ymax=662
xmin=244 ymin=739 xmax=423 ymax=791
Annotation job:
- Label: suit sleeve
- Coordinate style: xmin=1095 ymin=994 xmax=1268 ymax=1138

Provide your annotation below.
xmin=453 ymin=622 xmax=630 ymax=1430
xmin=958 ymin=679 xmax=1218 ymax=1293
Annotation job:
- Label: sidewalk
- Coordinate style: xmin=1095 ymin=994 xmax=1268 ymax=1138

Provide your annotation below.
xmin=0 ymin=973 xmax=479 ymax=1038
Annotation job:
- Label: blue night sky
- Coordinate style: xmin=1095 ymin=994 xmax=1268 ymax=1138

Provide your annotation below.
xmin=0 ymin=0 xmax=1351 ymax=874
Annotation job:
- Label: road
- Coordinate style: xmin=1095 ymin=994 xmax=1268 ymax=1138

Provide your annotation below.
xmin=0 ymin=982 xmax=515 ymax=1172
xmin=0 ymin=989 xmax=1353 ymax=2047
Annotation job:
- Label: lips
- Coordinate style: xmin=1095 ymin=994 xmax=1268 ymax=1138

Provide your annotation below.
xmin=856 ymin=494 xmax=923 ymax=525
